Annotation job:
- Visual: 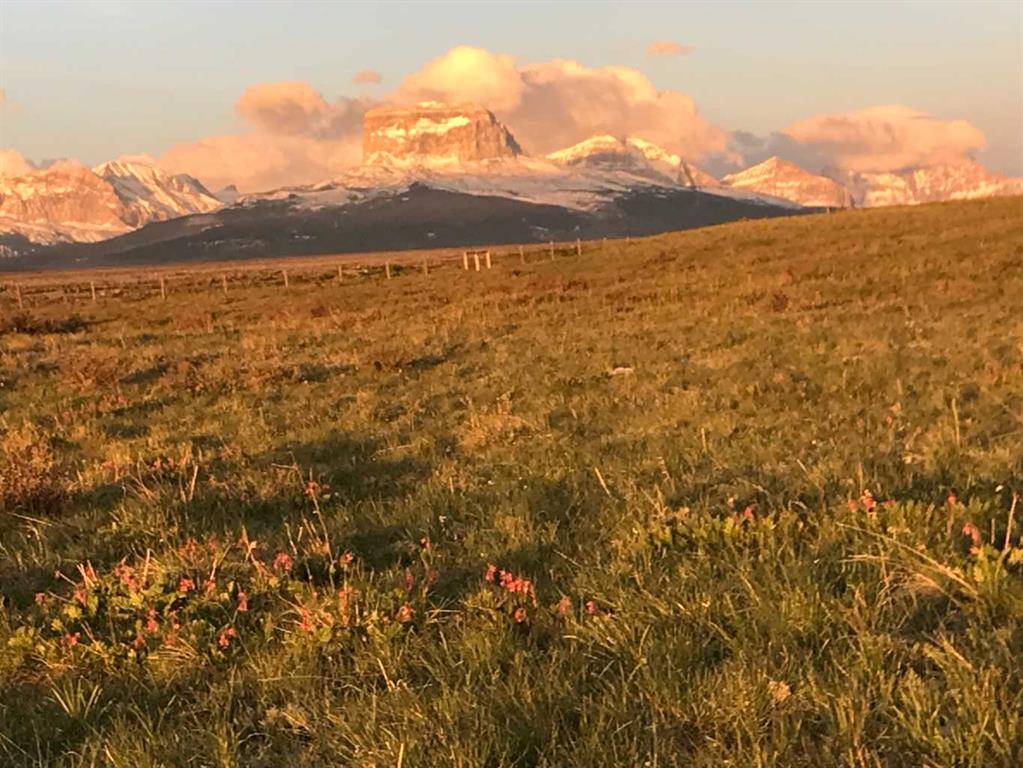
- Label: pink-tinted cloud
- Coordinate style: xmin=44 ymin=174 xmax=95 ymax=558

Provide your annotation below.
xmin=394 ymin=45 xmax=728 ymax=159
xmin=353 ymin=69 xmax=382 ymax=84
xmin=646 ymin=41 xmax=694 ymax=57
xmin=782 ymin=105 xmax=986 ymax=172
xmin=161 ymin=81 xmax=372 ymax=192
xmin=0 ymin=148 xmax=34 ymax=176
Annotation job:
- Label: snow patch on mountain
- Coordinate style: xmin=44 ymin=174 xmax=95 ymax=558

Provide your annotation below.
xmin=722 ymin=157 xmax=852 ymax=208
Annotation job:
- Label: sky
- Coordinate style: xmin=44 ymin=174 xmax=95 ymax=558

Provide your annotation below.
xmin=1 ymin=0 xmax=1020 ymax=189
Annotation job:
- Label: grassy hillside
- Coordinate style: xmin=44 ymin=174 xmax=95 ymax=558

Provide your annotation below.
xmin=1 ymin=197 xmax=1022 ymax=767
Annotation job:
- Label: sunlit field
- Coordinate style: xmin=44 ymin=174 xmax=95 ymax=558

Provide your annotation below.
xmin=1 ymin=197 xmax=1021 ymax=767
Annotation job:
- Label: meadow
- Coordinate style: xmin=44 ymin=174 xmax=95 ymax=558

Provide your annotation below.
xmin=1 ymin=196 xmax=1021 ymax=767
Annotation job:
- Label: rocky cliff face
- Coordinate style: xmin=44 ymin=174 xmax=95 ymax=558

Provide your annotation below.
xmin=722 ymin=157 xmax=852 ymax=209
xmin=0 ymin=162 xmax=132 ymax=244
xmin=831 ymin=159 xmax=1023 ymax=207
xmin=0 ymin=154 xmax=221 ymax=245
xmin=363 ymin=103 xmax=522 ymax=166
xmin=94 ymin=159 xmax=222 ymax=227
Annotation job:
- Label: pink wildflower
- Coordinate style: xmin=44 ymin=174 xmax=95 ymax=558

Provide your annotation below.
xmin=272 ymin=552 xmax=294 ymax=574
xmin=396 ymin=603 xmax=414 ymax=623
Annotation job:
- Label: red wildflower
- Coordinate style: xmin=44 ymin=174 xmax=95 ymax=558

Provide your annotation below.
xmin=218 ymin=626 xmax=237 ymax=648
xmin=113 ymin=561 xmax=139 ymax=592
xmin=484 ymin=564 xmax=497 ymax=582
xmin=947 ymin=492 xmax=959 ymax=507
xmin=556 ymin=596 xmax=572 ymax=616
xmin=298 ymin=607 xmax=314 ymax=633
xmin=403 ymin=568 xmax=415 ymax=593
xmin=420 ymin=536 xmax=432 ymax=551
xmin=961 ymin=521 xmax=982 ymax=550
xmin=585 ymin=600 xmax=598 ymax=616
xmin=34 ymin=592 xmax=47 ymax=606
xmin=513 ymin=607 xmax=527 ymax=623
xmin=145 ymin=608 xmax=159 ymax=634
xmin=396 ymin=603 xmax=414 ymax=623
xmin=742 ymin=505 xmax=755 ymax=521
xmin=339 ymin=552 xmax=355 ymax=567
xmin=177 ymin=577 xmax=195 ymax=593
xmin=272 ymin=552 xmax=294 ymax=574
xmin=236 ymin=589 xmax=249 ymax=612
xmin=62 ymin=632 xmax=80 ymax=647
xmin=860 ymin=490 xmax=877 ymax=512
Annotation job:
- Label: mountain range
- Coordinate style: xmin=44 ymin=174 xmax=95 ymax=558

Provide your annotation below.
xmin=1 ymin=103 xmax=1020 ymax=268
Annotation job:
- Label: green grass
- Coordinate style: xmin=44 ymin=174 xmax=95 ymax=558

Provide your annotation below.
xmin=1 ymin=197 xmax=1022 ymax=767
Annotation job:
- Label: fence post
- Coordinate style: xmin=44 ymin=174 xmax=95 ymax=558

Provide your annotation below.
xmin=160 ymin=276 xmax=167 ymax=300
xmin=221 ymin=274 xmax=228 ymax=296
xmin=385 ymin=262 xmax=392 ymax=280
xmin=337 ymin=265 xmax=343 ymax=283
xmin=549 ymin=240 xmax=555 ymax=260
xmin=462 ymin=251 xmax=469 ymax=270
xmin=282 ymin=270 xmax=289 ymax=288
xmin=519 ymin=245 xmax=525 ymax=265
xmin=90 ymin=281 xmax=97 ymax=302
xmin=15 ymin=284 xmax=23 ymax=309
xmin=473 ymin=252 xmax=481 ymax=272
xmin=485 ymin=251 xmax=492 ymax=269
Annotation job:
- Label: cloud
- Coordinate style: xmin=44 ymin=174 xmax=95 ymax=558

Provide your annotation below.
xmin=646 ymin=41 xmax=694 ymax=57
xmin=781 ymin=105 xmax=986 ymax=172
xmin=161 ymin=81 xmax=372 ymax=192
xmin=353 ymin=69 xmax=382 ymax=85
xmin=0 ymin=148 xmax=34 ymax=176
xmin=398 ymin=46 xmax=524 ymax=112
xmin=393 ymin=45 xmax=727 ymax=158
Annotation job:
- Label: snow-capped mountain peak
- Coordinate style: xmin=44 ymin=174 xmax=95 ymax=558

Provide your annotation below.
xmin=722 ymin=156 xmax=853 ymax=208
xmin=546 ymin=134 xmax=719 ymax=189
xmin=92 ymin=156 xmax=221 ymax=226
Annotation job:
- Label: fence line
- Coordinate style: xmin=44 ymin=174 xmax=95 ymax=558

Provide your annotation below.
xmin=2 ymin=237 xmax=623 ymax=309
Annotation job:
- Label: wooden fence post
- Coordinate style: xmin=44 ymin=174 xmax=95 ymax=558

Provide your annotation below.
xmin=160 ymin=276 xmax=167 ymax=300
xmin=282 ymin=270 xmax=289 ymax=288
xmin=519 ymin=245 xmax=525 ymax=265
xmin=473 ymin=252 xmax=481 ymax=272
xmin=385 ymin=262 xmax=392 ymax=280
xmin=15 ymin=284 xmax=23 ymax=309
xmin=463 ymin=251 xmax=469 ymax=270
xmin=549 ymin=240 xmax=555 ymax=260
xmin=90 ymin=281 xmax=97 ymax=302
xmin=221 ymin=274 xmax=228 ymax=296
xmin=485 ymin=251 xmax=492 ymax=269
xmin=337 ymin=265 xmax=343 ymax=282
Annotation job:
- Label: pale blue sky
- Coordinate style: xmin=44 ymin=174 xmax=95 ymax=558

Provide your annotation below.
xmin=2 ymin=0 xmax=1021 ymax=173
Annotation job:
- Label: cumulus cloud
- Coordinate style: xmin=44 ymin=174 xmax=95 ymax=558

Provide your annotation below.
xmin=161 ymin=81 xmax=372 ymax=192
xmin=398 ymin=46 xmax=524 ymax=112
xmin=646 ymin=41 xmax=694 ymax=57
xmin=0 ymin=148 xmax=34 ymax=176
xmin=718 ymin=106 xmax=989 ymax=175
xmin=781 ymin=105 xmax=986 ymax=172
xmin=393 ymin=45 xmax=728 ymax=158
xmin=353 ymin=69 xmax=382 ymax=85
xmin=157 ymin=47 xmax=991 ymax=193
